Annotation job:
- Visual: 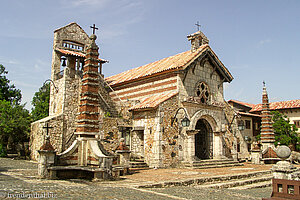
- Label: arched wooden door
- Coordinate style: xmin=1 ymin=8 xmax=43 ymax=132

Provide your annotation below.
xmin=195 ymin=119 xmax=213 ymax=159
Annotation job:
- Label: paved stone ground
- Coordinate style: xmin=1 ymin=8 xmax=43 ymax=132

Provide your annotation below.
xmin=0 ymin=158 xmax=277 ymax=199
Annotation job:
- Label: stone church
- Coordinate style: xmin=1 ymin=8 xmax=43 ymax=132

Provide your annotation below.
xmin=30 ymin=22 xmax=244 ymax=168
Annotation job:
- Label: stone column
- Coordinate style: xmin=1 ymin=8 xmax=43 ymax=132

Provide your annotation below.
xmin=213 ymin=131 xmax=222 ymax=159
xmin=186 ymin=130 xmax=197 ymax=162
xmin=75 ymin=34 xmax=100 ymax=137
xmin=75 ymin=34 xmax=100 ymax=166
xmin=151 ymin=116 xmax=163 ymax=168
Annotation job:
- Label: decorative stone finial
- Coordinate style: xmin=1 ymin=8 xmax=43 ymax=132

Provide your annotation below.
xmin=276 ymin=145 xmax=291 ymax=161
xmin=262 ymin=81 xmax=267 ymax=95
xmin=90 ymin=34 xmax=97 ymax=41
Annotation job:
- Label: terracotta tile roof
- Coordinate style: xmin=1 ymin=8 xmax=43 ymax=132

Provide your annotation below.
xmin=228 ymin=99 xmax=255 ymax=108
xmin=129 ymin=91 xmax=178 ymax=111
xmin=238 ymin=111 xmax=261 ymax=118
xmin=250 ymin=99 xmax=300 ymax=112
xmin=55 ymin=48 xmax=108 ymax=63
xmin=105 ymin=45 xmax=233 ymax=87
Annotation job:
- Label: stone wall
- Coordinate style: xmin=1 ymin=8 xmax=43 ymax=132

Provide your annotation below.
xmin=132 ymin=109 xmax=157 ymax=166
xmin=62 ymin=71 xmax=81 ymax=150
xmin=30 ymin=114 xmax=64 ymax=160
xmin=160 ymin=95 xmax=180 ymax=167
xmin=49 ymin=78 xmax=64 ymax=116
xmin=100 ymin=117 xmax=132 ymax=153
xmin=31 ymin=68 xmax=81 ymax=160
xmin=132 ymin=95 xmax=179 ymax=168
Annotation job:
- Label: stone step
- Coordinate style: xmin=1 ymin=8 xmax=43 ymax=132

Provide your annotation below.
xmin=194 ymin=159 xmax=234 ymax=163
xmin=130 ymin=160 xmax=149 ymax=169
xmin=130 ymin=162 xmax=148 ymax=166
xmin=192 ymin=161 xmax=240 ymax=167
xmin=131 ymin=159 xmax=145 ymax=162
xmin=191 ymin=163 xmax=244 ymax=169
xmin=129 ymin=167 xmax=151 ymax=172
xmin=196 ymin=175 xmax=273 ymax=189
xmin=138 ymin=170 xmax=272 ymax=188
xmin=229 ymin=180 xmax=272 ymax=190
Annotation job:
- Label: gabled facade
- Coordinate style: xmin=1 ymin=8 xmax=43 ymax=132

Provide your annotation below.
xmin=30 ymin=23 xmax=238 ymax=168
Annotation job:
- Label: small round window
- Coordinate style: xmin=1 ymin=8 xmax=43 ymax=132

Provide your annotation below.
xmin=196 ymin=82 xmax=210 ymax=104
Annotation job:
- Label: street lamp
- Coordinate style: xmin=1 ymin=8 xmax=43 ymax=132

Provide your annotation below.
xmin=181 ymin=117 xmax=190 ymax=127
xmin=171 ymin=107 xmax=190 ymax=127
xmin=238 ymin=120 xmax=245 ymax=131
xmin=244 ymin=136 xmax=251 ymax=143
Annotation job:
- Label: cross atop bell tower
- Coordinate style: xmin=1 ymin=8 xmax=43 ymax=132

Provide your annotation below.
xmin=90 ymin=24 xmax=98 ymax=35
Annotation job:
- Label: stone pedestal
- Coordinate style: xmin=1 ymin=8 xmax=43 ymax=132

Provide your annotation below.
xmin=251 ymin=145 xmax=262 ymax=164
xmin=116 ymin=150 xmax=131 ymax=174
xmin=38 ymin=149 xmax=56 ymax=179
xmin=272 ymin=161 xmax=300 ymax=180
xmin=272 ymin=145 xmax=300 ymax=180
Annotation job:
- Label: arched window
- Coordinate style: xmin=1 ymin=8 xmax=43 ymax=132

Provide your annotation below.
xmin=195 ymin=82 xmax=210 ymax=104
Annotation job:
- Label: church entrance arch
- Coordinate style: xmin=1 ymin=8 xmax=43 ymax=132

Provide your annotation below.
xmin=195 ymin=119 xmax=213 ymax=159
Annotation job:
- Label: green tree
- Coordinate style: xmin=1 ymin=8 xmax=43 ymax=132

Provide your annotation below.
xmin=31 ymin=83 xmax=50 ymax=121
xmin=0 ymin=100 xmax=31 ymax=156
xmin=272 ymin=111 xmax=300 ymax=151
xmin=0 ymin=64 xmax=31 ymax=157
xmin=0 ymin=64 xmax=22 ymax=104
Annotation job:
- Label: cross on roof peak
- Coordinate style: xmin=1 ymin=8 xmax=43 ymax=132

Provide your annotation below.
xmin=90 ymin=24 xmax=99 ymax=35
xmin=195 ymin=21 xmax=201 ymax=32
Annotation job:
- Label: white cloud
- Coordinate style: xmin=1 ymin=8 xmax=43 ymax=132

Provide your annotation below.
xmin=0 ymin=57 xmax=19 ymax=65
xmin=11 ymin=80 xmax=37 ymax=88
xmin=69 ymin=0 xmax=109 ymax=7
xmin=258 ymin=39 xmax=271 ymax=45
xmin=33 ymin=59 xmax=49 ymax=72
xmin=270 ymin=97 xmax=280 ymax=102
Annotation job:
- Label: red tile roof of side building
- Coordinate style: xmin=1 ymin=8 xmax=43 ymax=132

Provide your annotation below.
xmin=228 ymin=99 xmax=256 ymax=108
xmin=105 ymin=44 xmax=233 ymax=87
xmin=250 ymin=99 xmax=300 ymax=112
xmin=238 ymin=111 xmax=261 ymax=118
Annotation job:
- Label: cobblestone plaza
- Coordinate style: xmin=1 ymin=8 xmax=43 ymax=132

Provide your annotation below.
xmin=0 ymin=158 xmax=274 ymax=199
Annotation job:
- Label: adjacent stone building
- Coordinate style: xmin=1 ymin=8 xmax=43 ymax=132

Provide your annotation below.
xmin=30 ymin=22 xmax=241 ymax=168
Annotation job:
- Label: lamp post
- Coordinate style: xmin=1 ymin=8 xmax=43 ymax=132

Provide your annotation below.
xmin=238 ymin=120 xmax=245 ymax=131
xmin=228 ymin=112 xmax=242 ymax=132
xmin=171 ymin=107 xmax=190 ymax=127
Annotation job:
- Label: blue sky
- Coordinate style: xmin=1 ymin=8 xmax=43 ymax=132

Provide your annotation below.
xmin=1 ymin=0 xmax=299 ymax=110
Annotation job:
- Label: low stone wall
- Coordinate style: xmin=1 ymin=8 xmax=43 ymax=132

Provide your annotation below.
xmin=30 ymin=114 xmax=64 ymax=161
